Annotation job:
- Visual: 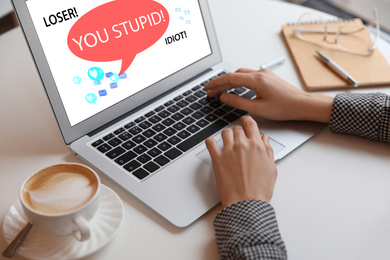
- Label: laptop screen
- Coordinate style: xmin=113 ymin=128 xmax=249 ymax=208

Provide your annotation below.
xmin=25 ymin=0 xmax=212 ymax=127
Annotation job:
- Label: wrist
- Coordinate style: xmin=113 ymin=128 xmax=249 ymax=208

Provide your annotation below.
xmin=299 ymin=93 xmax=334 ymax=123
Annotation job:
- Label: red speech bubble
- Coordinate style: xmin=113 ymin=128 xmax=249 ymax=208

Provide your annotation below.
xmin=67 ymin=0 xmax=169 ymax=74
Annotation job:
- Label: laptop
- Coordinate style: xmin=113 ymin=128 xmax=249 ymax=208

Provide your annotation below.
xmin=12 ymin=0 xmax=325 ymax=227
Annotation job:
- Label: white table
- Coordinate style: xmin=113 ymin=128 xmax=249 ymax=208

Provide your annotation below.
xmin=1 ymin=0 xmax=390 ymax=259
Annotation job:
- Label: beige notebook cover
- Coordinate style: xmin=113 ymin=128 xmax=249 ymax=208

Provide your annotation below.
xmin=281 ymin=19 xmax=390 ymax=91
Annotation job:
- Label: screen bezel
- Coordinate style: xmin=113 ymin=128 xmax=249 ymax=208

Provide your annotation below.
xmin=12 ymin=0 xmax=221 ymax=145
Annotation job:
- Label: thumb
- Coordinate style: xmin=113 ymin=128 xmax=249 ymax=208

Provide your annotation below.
xmin=220 ymin=93 xmax=259 ymax=113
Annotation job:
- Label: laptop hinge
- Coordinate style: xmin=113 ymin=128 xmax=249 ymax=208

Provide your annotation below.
xmin=87 ymin=68 xmax=214 ymax=137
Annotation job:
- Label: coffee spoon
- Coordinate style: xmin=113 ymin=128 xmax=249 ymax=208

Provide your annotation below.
xmin=2 ymin=222 xmax=33 ymax=258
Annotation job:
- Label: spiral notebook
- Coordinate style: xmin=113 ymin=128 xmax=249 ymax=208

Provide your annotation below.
xmin=281 ymin=18 xmax=390 ymax=91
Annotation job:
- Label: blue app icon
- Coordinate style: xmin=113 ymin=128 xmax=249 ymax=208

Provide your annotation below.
xmin=86 ymin=93 xmax=97 ymax=104
xmin=109 ymin=73 xmax=120 ymax=82
xmin=88 ymin=67 xmax=104 ymax=84
xmin=119 ymin=72 xmax=127 ymax=79
xmin=105 ymin=72 xmax=113 ymax=78
xmin=73 ymin=76 xmax=82 ymax=85
xmin=110 ymin=82 xmax=118 ymax=89
xmin=98 ymin=89 xmax=107 ymax=97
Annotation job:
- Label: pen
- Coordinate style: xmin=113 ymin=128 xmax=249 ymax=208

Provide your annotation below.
xmin=316 ymin=50 xmax=359 ymax=87
xmin=260 ymin=56 xmax=286 ymax=70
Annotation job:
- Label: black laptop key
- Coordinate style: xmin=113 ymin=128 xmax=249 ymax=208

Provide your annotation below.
xmin=234 ymin=109 xmax=248 ymax=116
xmin=149 ymin=115 xmax=162 ymax=124
xmin=154 ymin=133 xmax=167 ymax=142
xmin=147 ymin=148 xmax=162 ymax=157
xmin=223 ymin=112 xmax=240 ymax=123
xmin=234 ymin=87 xmax=247 ymax=94
xmin=92 ymin=139 xmax=104 ymax=147
xmin=108 ymin=137 xmax=122 ymax=147
xmin=164 ymin=147 xmax=183 ymax=160
xmin=182 ymin=117 xmax=196 ymax=125
xmin=114 ymin=128 xmax=125 ymax=135
xmin=182 ymin=90 xmax=192 ymax=96
xmin=205 ymin=114 xmax=218 ymax=122
xmin=145 ymin=111 xmax=155 ymax=117
xmin=106 ymin=146 xmax=125 ymax=159
xmin=154 ymin=155 xmax=170 ymax=166
xmin=189 ymin=102 xmax=202 ymax=110
xmin=97 ymin=143 xmax=112 ymax=153
xmin=209 ymin=101 xmax=222 ymax=109
xmin=196 ymin=119 xmax=209 ymax=128
xmin=173 ymin=95 xmax=183 ymax=101
xmin=163 ymin=127 xmax=177 ymax=136
xmin=133 ymin=144 xmax=148 ymax=154
xmin=122 ymin=140 xmax=136 ymax=150
xmin=118 ymin=132 xmax=131 ymax=141
xmin=168 ymin=105 xmax=180 ymax=113
xmin=181 ymin=107 xmax=193 ymax=115
xmin=135 ymin=116 xmax=145 ymax=123
xmin=132 ymin=134 xmax=146 ymax=144
xmin=187 ymin=124 xmax=200 ymax=133
xmin=191 ymin=111 xmax=204 ymax=119
xmin=124 ymin=160 xmax=141 ymax=172
xmin=164 ymin=100 xmax=174 ymax=107
xmin=177 ymin=119 xmax=228 ymax=152
xmin=242 ymin=89 xmax=256 ymax=99
xmin=162 ymin=118 xmax=175 ymax=126
xmin=124 ymin=122 xmax=135 ymax=129
xmin=155 ymin=105 xmax=165 ymax=112
xmin=103 ymin=133 xmax=114 ymax=141
xmin=192 ymin=85 xmax=201 ymax=91
xmin=137 ymin=154 xmax=152 ymax=164
xmin=185 ymin=95 xmax=197 ymax=102
xmin=152 ymin=123 xmax=165 ymax=132
xmin=173 ymin=122 xmax=186 ymax=131
xmin=144 ymin=161 xmax=160 ymax=173
xmin=139 ymin=121 xmax=152 ymax=129
xmin=176 ymin=100 xmax=189 ymax=108
xmin=158 ymin=110 xmax=171 ymax=118
xmin=200 ymin=106 xmax=213 ymax=114
xmin=168 ymin=136 xmax=181 ymax=145
xmin=129 ymin=126 xmax=143 ymax=135
xmin=142 ymin=129 xmax=156 ymax=138
xmin=198 ymin=97 xmax=209 ymax=105
xmin=177 ymin=130 xmax=191 ymax=139
xmin=158 ymin=141 xmax=172 ymax=151
xmin=171 ymin=112 xmax=184 ymax=121
xmin=115 ymin=151 xmax=137 ymax=165
xmin=133 ymin=168 xmax=149 ymax=180
xmin=214 ymin=108 xmax=227 ymax=117
xmin=194 ymin=90 xmax=205 ymax=98
xmin=143 ymin=139 xmax=157 ymax=148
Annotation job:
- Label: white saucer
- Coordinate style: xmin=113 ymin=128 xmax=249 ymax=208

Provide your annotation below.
xmin=3 ymin=185 xmax=124 ymax=260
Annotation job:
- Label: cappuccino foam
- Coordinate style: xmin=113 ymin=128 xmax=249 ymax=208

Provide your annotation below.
xmin=22 ymin=165 xmax=98 ymax=215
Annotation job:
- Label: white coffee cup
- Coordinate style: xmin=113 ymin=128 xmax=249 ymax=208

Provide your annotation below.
xmin=19 ymin=163 xmax=100 ymax=241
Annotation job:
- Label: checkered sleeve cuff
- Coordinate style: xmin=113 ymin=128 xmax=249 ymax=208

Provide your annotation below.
xmin=330 ymin=93 xmax=390 ymax=143
xmin=214 ymin=200 xmax=287 ymax=260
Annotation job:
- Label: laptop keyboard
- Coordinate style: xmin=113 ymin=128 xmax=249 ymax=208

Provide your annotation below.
xmin=91 ymin=72 xmax=256 ymax=180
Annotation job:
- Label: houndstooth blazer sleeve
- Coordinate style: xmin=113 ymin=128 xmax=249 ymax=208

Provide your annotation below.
xmin=330 ymin=93 xmax=390 ymax=143
xmin=214 ymin=200 xmax=287 ymax=260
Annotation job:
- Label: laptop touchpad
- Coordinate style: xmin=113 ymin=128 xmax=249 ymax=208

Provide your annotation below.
xmin=196 ymin=133 xmax=285 ymax=167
